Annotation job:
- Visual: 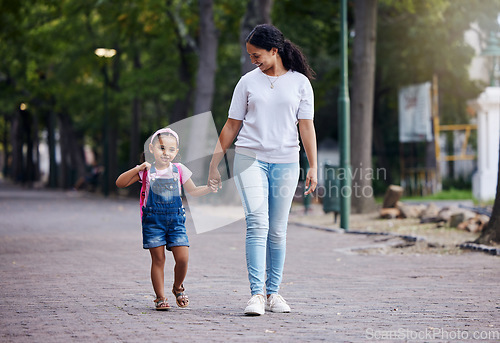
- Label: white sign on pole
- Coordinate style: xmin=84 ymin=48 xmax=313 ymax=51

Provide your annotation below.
xmin=398 ymin=82 xmax=433 ymax=142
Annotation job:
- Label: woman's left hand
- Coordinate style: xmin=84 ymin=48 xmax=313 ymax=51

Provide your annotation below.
xmin=304 ymin=167 xmax=317 ymax=195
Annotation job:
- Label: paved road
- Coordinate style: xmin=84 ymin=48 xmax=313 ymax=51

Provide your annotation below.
xmin=0 ymin=184 xmax=499 ymax=342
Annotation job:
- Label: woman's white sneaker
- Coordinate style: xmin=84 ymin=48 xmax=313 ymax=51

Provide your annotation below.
xmin=244 ymin=294 xmax=265 ymax=315
xmin=265 ymin=294 xmax=291 ymax=313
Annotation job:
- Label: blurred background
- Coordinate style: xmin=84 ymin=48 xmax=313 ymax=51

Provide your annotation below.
xmin=1 ymin=0 xmax=500 ymax=212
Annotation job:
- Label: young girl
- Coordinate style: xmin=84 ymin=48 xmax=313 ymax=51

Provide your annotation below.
xmin=116 ymin=128 xmax=217 ymax=310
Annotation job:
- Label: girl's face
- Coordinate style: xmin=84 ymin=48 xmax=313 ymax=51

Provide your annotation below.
xmin=149 ymin=134 xmax=178 ymax=169
xmin=246 ymin=42 xmax=278 ymax=74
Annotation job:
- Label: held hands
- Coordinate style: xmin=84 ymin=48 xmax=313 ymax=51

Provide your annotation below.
xmin=208 ymin=165 xmax=222 ymax=192
xmin=208 ymin=179 xmax=219 ymax=193
xmin=304 ymin=167 xmax=318 ymax=195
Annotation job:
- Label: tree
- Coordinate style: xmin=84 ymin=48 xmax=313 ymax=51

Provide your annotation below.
xmin=272 ymin=0 xmax=342 ymax=149
xmin=475 ymin=144 xmax=500 ymax=244
xmin=351 ymin=0 xmax=378 ymax=213
xmin=240 ymin=0 xmax=273 ymax=74
xmin=372 ymin=0 xmax=500 ymax=193
xmin=193 ymin=0 xmax=218 ymax=115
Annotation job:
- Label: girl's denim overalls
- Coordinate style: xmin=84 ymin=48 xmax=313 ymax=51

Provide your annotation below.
xmin=141 ymin=164 xmax=189 ymax=250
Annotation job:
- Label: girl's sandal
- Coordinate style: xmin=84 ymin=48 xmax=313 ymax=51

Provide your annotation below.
xmin=154 ymin=297 xmax=171 ymax=311
xmin=172 ymin=284 xmax=189 ymax=308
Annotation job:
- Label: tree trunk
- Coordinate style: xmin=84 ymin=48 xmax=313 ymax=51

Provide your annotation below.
xmin=170 ymin=47 xmax=194 ymax=123
xmin=10 ymin=110 xmax=23 ymax=183
xmin=351 ymin=0 xmax=378 ymax=213
xmin=167 ymin=1 xmax=196 ymax=122
xmin=58 ymin=113 xmax=86 ymax=189
xmin=47 ymin=109 xmax=58 ymax=188
xmin=130 ymin=97 xmax=142 ymax=165
xmin=2 ymin=115 xmax=9 ymax=177
xmin=382 ymin=185 xmax=404 ymax=208
xmin=58 ymin=114 xmax=70 ymax=188
xmin=33 ymin=113 xmax=40 ymax=183
xmin=107 ymin=47 xmax=121 ymax=195
xmin=193 ymin=0 xmax=218 ymax=115
xmin=22 ymin=109 xmax=36 ymax=186
xmin=108 ymin=124 xmax=118 ymax=194
xmin=475 ymin=141 xmax=500 ymax=245
xmin=240 ymin=0 xmax=273 ymax=75
xmin=128 ymin=97 xmax=142 ymax=197
xmin=373 ymin=70 xmax=393 ymax=185
xmin=129 ymin=45 xmax=142 ymax=167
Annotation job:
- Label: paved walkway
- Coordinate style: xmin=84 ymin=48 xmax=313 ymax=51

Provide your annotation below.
xmin=0 ymin=185 xmax=499 ymax=342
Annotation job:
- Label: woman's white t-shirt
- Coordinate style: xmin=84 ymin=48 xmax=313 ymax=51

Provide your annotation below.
xmin=228 ymin=67 xmax=314 ymax=163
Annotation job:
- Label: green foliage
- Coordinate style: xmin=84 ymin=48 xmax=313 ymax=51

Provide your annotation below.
xmin=1 ymin=0 xmax=500 ymax=189
xmin=374 ymin=0 xmax=500 ymax=188
xmin=442 ymin=176 xmax=472 ymax=190
xmin=273 ymin=0 xmax=342 ymax=140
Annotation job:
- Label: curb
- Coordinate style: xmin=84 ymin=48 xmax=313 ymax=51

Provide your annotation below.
xmin=290 ymin=221 xmax=499 ymax=256
xmin=290 ymin=221 xmax=426 ymax=243
xmin=459 ymin=242 xmax=500 ymax=256
xmin=291 ymin=221 xmax=345 ymax=234
xmin=346 ymin=230 xmax=426 ymax=243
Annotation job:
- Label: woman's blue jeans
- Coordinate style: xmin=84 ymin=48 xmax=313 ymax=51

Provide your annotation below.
xmin=233 ymin=153 xmax=299 ymax=295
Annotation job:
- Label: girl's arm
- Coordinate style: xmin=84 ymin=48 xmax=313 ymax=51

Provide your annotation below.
xmin=208 ymin=118 xmax=242 ymax=187
xmin=115 ymin=162 xmax=150 ymax=188
xmin=298 ymin=119 xmax=318 ymax=195
xmin=182 ymin=178 xmax=218 ymax=197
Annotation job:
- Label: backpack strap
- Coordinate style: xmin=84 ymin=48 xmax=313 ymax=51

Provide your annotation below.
xmin=173 ymin=163 xmax=183 ymax=185
xmin=139 ymin=168 xmax=148 ymax=218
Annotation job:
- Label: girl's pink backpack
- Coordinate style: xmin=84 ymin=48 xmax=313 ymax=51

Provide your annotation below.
xmin=139 ymin=163 xmax=183 ymax=219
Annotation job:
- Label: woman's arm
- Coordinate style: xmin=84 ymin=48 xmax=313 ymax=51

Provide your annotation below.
xmin=208 ymin=118 xmax=243 ymax=187
xmin=182 ymin=178 xmax=218 ymax=197
xmin=298 ymin=119 xmax=318 ymax=195
xmin=115 ymin=162 xmax=150 ymax=188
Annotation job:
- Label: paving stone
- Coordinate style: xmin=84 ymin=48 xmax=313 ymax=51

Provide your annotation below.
xmin=0 ymin=185 xmax=499 ymax=342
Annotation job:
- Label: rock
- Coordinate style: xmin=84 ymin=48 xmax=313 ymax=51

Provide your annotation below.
xmin=467 ymin=220 xmax=482 ymax=233
xmin=421 ymin=216 xmax=441 ymax=223
xmin=382 ymin=185 xmax=404 ymax=208
xmin=437 ymin=207 xmax=453 ymax=222
xmin=436 ymin=221 xmax=446 ymax=228
xmin=477 ymin=214 xmax=490 ymax=224
xmin=450 ymin=211 xmax=480 ymax=228
xmin=420 ymin=203 xmax=440 ymax=219
xmin=398 ymin=204 xmax=425 ymax=219
xmin=455 ymin=215 xmax=490 ymax=233
xmin=450 ymin=213 xmax=465 ymax=228
xmin=380 ymin=208 xmax=400 ymax=219
xmin=463 ymin=210 xmax=477 ymax=221
xmin=457 ymin=221 xmax=469 ymax=231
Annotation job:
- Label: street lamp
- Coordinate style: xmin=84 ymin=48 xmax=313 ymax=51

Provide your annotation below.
xmin=95 ymin=48 xmax=117 ymax=58
xmin=338 ymin=0 xmax=351 ymax=230
xmin=481 ymin=32 xmax=500 ymax=86
xmin=94 ymin=48 xmax=116 ymax=197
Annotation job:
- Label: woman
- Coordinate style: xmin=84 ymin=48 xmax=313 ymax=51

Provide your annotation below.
xmin=209 ymin=24 xmax=317 ymax=315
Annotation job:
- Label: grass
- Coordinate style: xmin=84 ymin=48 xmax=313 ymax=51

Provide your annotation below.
xmin=375 ymin=188 xmax=474 ymax=204
xmin=376 ymin=187 xmax=494 ymax=206
xmin=400 ymin=188 xmax=473 ymax=201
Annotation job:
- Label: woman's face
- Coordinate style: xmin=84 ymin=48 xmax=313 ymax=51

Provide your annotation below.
xmin=246 ymin=42 xmax=278 ymax=73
